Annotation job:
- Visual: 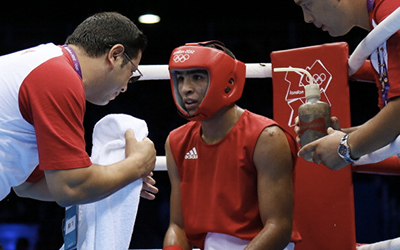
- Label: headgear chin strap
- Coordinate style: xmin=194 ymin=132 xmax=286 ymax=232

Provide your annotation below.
xmin=169 ymin=41 xmax=246 ymax=121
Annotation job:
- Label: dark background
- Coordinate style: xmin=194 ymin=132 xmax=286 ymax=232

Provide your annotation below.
xmin=0 ymin=0 xmax=399 ymax=249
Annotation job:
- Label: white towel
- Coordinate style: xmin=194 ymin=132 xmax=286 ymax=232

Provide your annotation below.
xmin=354 ymin=135 xmax=400 ymax=165
xmin=60 ymin=113 xmax=148 ymax=250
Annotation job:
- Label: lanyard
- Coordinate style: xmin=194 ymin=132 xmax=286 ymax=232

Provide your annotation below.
xmin=367 ymin=0 xmax=374 ymax=11
xmin=62 ymin=45 xmax=82 ymax=78
xmin=376 ymin=47 xmax=389 ymax=106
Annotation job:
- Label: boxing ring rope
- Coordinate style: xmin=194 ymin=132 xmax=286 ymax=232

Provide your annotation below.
xmin=348 ymin=6 xmax=400 ymax=76
xmin=132 ymin=8 xmax=400 ymax=249
xmin=139 ymin=62 xmax=273 ymax=81
xmin=140 ymin=7 xmax=400 ymax=83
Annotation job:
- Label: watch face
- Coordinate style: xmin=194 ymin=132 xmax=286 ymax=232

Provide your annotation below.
xmin=338 ymin=144 xmax=348 ymax=156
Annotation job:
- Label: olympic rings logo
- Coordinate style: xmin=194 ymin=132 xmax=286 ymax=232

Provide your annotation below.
xmin=312 ymin=73 xmax=326 ymax=84
xmin=173 ymin=54 xmax=190 ymax=63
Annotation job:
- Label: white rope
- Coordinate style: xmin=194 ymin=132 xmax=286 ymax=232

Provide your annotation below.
xmin=139 ymin=63 xmax=272 ymax=81
xmin=139 ymin=65 xmax=169 ymax=80
xmin=138 ymin=6 xmax=400 ymax=82
xmin=155 ymin=156 xmax=167 ymax=171
xmin=357 ymin=237 xmax=400 ymax=250
xmin=244 ymin=63 xmax=272 ymax=78
xmin=348 ymin=6 xmax=400 ymax=76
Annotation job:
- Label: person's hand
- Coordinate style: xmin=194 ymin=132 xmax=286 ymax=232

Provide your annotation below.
xmin=125 ymin=130 xmax=156 ymax=178
xmin=298 ymin=128 xmax=349 ymax=170
xmin=294 ymin=116 xmax=341 ymax=145
xmin=141 ymin=172 xmax=159 ymax=200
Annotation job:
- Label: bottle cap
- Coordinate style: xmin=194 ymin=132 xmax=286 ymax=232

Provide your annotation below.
xmin=305 ymin=84 xmax=320 ymax=99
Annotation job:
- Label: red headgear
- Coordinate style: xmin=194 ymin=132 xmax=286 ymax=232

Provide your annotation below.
xmin=168 ymin=41 xmax=246 ymax=121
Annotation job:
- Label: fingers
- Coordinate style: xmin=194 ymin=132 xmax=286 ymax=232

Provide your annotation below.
xmin=327 ymin=127 xmax=335 ymax=134
xmin=141 ymin=190 xmax=156 ymax=200
xmin=124 ymin=130 xmax=138 ymax=158
xmin=143 ymin=173 xmax=156 ymax=186
xmin=303 ymin=152 xmax=315 ymax=163
xmin=124 ymin=129 xmax=156 ymax=174
xmin=294 ymin=116 xmax=302 ymax=144
xmin=330 ymin=116 xmax=341 ymax=130
xmin=294 ymin=116 xmax=300 ymax=134
xmin=140 ymin=174 xmax=159 ymax=200
xmin=125 ymin=129 xmax=153 ymax=145
xmin=142 ymin=182 xmax=158 ymax=195
xmin=299 ymin=144 xmax=325 ymax=164
xmin=298 ymin=141 xmax=317 ymax=158
xmin=296 ymin=135 xmax=301 ymax=145
xmin=125 ymin=129 xmax=137 ymax=141
xmin=311 ymin=153 xmax=322 ymax=164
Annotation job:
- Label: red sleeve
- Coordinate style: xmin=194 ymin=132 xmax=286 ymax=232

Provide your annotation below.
xmin=19 ymin=55 xmax=91 ymax=172
xmin=26 ymin=166 xmax=44 ymax=183
xmin=372 ymin=0 xmax=400 ymax=105
xmin=349 ymin=60 xmax=377 ymax=83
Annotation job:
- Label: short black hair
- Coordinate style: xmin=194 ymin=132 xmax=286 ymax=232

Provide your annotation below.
xmin=202 ymin=41 xmax=236 ymax=59
xmin=65 ymin=12 xmax=147 ymax=60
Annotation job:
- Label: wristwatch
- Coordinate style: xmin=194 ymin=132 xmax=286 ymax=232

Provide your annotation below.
xmin=337 ymin=134 xmax=359 ymax=163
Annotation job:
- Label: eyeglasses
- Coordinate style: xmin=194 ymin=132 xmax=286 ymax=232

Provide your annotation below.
xmin=123 ymin=52 xmax=143 ymax=84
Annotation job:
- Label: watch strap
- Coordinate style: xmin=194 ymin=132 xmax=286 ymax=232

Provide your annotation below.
xmin=338 ymin=134 xmax=359 ymax=163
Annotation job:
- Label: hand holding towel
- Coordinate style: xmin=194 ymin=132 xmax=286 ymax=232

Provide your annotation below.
xmin=61 ymin=113 xmax=149 ymax=250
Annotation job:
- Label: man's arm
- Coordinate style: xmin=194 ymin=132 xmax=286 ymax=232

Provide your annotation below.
xmin=14 ymin=170 xmax=158 ymax=203
xmin=13 ymin=177 xmax=54 ymax=201
xmin=41 ymin=130 xmax=156 ymax=207
xmin=163 ymin=137 xmax=192 ymax=250
xmin=245 ymin=126 xmax=293 ymax=250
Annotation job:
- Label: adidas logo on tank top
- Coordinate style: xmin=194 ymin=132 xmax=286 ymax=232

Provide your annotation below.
xmin=185 ymin=147 xmax=198 ymax=159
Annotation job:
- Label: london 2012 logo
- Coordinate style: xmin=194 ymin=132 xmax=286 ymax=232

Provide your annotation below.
xmin=173 ymin=49 xmax=196 ymax=63
xmin=283 ymin=60 xmax=332 ymax=127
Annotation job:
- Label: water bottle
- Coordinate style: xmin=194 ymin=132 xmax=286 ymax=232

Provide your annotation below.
xmin=298 ymin=84 xmax=331 ymax=147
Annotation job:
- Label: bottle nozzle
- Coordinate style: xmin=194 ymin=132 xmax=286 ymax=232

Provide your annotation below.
xmin=273 ymin=67 xmax=314 ymax=85
xmin=274 ymin=67 xmax=320 ymax=99
xmin=304 ymin=83 xmax=320 ymax=99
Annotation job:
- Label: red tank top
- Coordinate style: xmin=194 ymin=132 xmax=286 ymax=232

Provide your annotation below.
xmin=169 ymin=110 xmax=301 ymax=249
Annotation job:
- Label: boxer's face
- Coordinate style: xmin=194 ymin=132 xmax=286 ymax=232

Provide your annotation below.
xmin=294 ymin=0 xmax=353 ymax=37
xmin=175 ymin=69 xmax=209 ymax=116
